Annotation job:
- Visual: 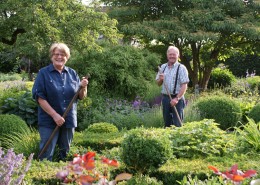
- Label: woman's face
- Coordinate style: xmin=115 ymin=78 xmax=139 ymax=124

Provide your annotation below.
xmin=51 ymin=49 xmax=68 ymax=70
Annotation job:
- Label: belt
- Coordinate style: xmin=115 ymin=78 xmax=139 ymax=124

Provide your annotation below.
xmin=162 ymin=94 xmax=177 ymax=98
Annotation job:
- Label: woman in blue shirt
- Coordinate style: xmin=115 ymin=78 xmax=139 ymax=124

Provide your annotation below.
xmin=32 ymin=43 xmax=88 ymax=161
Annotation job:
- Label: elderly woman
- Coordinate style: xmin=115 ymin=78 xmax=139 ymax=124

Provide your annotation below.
xmin=32 ymin=43 xmax=88 ymax=161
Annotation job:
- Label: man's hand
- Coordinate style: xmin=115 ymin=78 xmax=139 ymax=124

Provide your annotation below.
xmin=170 ymin=97 xmax=178 ymax=107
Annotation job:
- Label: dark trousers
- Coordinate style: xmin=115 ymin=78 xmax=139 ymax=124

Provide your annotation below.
xmin=38 ymin=126 xmax=74 ymax=161
xmin=162 ymin=95 xmax=185 ymax=127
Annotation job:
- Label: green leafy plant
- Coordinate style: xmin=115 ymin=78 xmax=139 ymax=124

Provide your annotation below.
xmin=170 ymin=119 xmax=235 ymax=158
xmin=1 ymin=91 xmax=38 ymax=125
xmin=86 ymin=122 xmax=119 ymax=133
xmin=234 ymin=118 xmax=260 ymax=152
xmin=0 ymin=128 xmax=40 ymax=158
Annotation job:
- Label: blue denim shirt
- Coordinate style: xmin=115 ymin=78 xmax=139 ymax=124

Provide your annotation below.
xmin=32 ymin=64 xmax=80 ymax=128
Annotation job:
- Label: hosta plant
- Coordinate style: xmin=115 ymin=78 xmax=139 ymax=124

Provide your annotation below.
xmin=56 ymin=151 xmax=132 ymax=185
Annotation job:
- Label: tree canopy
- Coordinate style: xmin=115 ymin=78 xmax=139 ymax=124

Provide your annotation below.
xmin=0 ymin=0 xmax=121 ymax=72
xmin=103 ymin=0 xmax=260 ymax=90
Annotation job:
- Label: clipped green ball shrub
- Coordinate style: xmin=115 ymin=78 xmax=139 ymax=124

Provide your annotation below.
xmin=0 ymin=114 xmax=30 ymax=137
xmin=208 ymin=68 xmax=236 ymax=89
xmin=86 ymin=122 xmax=119 ymax=133
xmin=195 ymin=96 xmax=242 ymax=130
xmin=121 ymin=128 xmax=172 ymax=173
xmin=248 ymin=103 xmax=260 ymax=123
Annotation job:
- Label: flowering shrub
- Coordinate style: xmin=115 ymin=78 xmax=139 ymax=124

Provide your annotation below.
xmin=56 ymin=151 xmax=132 ymax=185
xmin=0 ymin=147 xmax=34 ymax=185
xmin=208 ymin=164 xmax=257 ymax=185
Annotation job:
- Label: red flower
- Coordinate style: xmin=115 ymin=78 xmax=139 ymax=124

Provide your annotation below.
xmin=101 ymin=157 xmax=119 ymax=167
xmin=208 ymin=164 xmax=257 ymax=183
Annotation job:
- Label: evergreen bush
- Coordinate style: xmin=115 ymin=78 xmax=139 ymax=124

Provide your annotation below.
xmin=248 ymin=103 xmax=260 ymax=123
xmin=208 ymin=68 xmax=236 ymax=89
xmin=121 ymin=128 xmax=172 ymax=173
xmin=0 ymin=114 xmax=30 ymax=140
xmin=86 ymin=122 xmax=119 ymax=133
xmin=195 ymin=96 xmax=242 ymax=130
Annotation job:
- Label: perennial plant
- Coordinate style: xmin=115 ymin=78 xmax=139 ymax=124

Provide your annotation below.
xmin=0 ymin=148 xmax=34 ymax=185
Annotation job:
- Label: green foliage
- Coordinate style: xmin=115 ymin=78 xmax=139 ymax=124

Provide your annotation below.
xmin=104 ymin=0 xmax=260 ymax=89
xmin=121 ymin=128 xmax=172 ymax=173
xmin=68 ymin=44 xmax=161 ymax=100
xmin=78 ymin=96 xmax=152 ymax=131
xmin=208 ymin=67 xmax=236 ymax=89
xmin=195 ymin=96 xmax=242 ymax=130
xmin=1 ymin=128 xmax=40 ymax=159
xmin=74 ymin=130 xmax=125 ymax=152
xmin=0 ymin=80 xmax=27 ymax=93
xmin=0 ymin=73 xmax=22 ymax=81
xmin=0 ymin=114 xmax=30 ymax=143
xmin=239 ymin=101 xmax=256 ymax=123
xmin=223 ymin=78 xmax=258 ymax=98
xmin=225 ymin=54 xmax=260 ymax=77
xmin=170 ymin=119 xmax=235 ymax=158
xmin=23 ymin=160 xmax=66 ymax=184
xmin=246 ymin=76 xmax=260 ymax=93
xmin=183 ymin=97 xmax=202 ymax=123
xmin=248 ymin=103 xmax=260 ymax=123
xmin=118 ymin=174 xmax=163 ymax=185
xmin=1 ymin=91 xmax=38 ymax=125
xmin=86 ymin=122 xmax=119 ymax=133
xmin=234 ymin=118 xmax=260 ymax=153
xmin=0 ymin=0 xmax=121 ymax=73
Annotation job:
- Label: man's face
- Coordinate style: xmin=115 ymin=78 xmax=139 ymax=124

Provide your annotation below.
xmin=167 ymin=49 xmax=179 ymax=64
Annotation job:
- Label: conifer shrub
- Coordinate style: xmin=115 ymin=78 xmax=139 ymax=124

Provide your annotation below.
xmin=248 ymin=103 xmax=260 ymax=123
xmin=121 ymin=128 xmax=172 ymax=173
xmin=86 ymin=122 xmax=119 ymax=133
xmin=195 ymin=96 xmax=242 ymax=130
xmin=0 ymin=114 xmax=30 ymax=139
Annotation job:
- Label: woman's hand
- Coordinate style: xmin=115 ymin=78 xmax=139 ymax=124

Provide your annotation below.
xmin=52 ymin=112 xmax=65 ymax=126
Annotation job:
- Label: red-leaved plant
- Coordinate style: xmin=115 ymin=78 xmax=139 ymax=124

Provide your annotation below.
xmin=208 ymin=164 xmax=257 ymax=185
xmin=56 ymin=151 xmax=132 ymax=185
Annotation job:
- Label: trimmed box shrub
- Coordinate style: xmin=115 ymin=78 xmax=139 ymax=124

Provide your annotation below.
xmin=195 ymin=96 xmax=242 ymax=130
xmin=86 ymin=122 xmax=119 ymax=133
xmin=0 ymin=114 xmax=30 ymax=139
xmin=121 ymin=128 xmax=172 ymax=173
xmin=248 ymin=103 xmax=260 ymax=123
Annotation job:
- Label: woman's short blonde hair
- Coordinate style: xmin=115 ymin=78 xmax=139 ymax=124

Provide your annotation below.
xmin=49 ymin=43 xmax=70 ymax=59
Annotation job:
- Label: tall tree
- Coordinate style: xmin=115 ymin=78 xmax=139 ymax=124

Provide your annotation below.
xmin=0 ymin=0 xmax=121 ymax=72
xmin=102 ymin=0 xmax=260 ymax=90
